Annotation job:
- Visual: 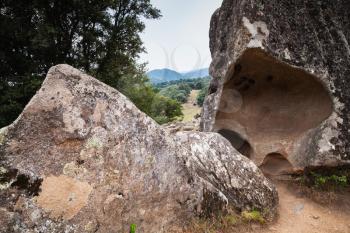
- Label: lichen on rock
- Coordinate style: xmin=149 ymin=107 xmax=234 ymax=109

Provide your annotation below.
xmin=0 ymin=167 xmax=12 ymax=190
xmin=0 ymin=127 xmax=8 ymax=146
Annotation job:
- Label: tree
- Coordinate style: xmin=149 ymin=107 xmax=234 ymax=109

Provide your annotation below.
xmin=121 ymin=74 xmax=183 ymax=124
xmin=197 ymin=84 xmax=209 ymax=107
xmin=0 ymin=0 xmax=161 ymax=127
xmin=159 ymin=85 xmax=189 ymax=103
xmin=177 ymin=83 xmax=191 ymax=95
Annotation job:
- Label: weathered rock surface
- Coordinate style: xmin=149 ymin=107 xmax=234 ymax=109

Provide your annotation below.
xmin=202 ymin=0 xmax=350 ymax=175
xmin=174 ymin=131 xmax=278 ymax=216
xmin=162 ymin=119 xmax=200 ymax=133
xmin=0 ymin=65 xmax=277 ymax=233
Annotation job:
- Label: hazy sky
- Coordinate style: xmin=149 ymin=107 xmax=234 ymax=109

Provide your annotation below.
xmin=139 ymin=0 xmax=223 ymax=72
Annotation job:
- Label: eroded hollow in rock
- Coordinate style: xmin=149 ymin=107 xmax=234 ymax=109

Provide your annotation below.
xmin=259 ymin=153 xmax=293 ymax=176
xmin=217 ymin=129 xmax=252 ymax=158
xmin=214 ymin=49 xmax=333 ymax=173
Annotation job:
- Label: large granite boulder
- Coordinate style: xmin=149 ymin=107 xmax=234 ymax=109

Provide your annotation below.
xmin=0 ymin=65 xmax=277 ymax=233
xmin=201 ymin=0 xmax=350 ymax=176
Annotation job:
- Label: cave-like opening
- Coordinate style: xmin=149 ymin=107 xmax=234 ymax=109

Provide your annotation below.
xmin=259 ymin=153 xmax=293 ymax=176
xmin=214 ymin=49 xmax=333 ymax=171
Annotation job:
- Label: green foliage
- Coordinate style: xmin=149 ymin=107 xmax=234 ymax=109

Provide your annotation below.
xmin=150 ymin=95 xmax=183 ymax=124
xmin=311 ymin=172 xmax=348 ymax=188
xmin=156 ymin=77 xmax=210 ymax=104
xmin=0 ymin=76 xmax=42 ymax=127
xmin=159 ymin=85 xmax=189 ymax=103
xmin=196 ymin=86 xmax=208 ymax=107
xmin=331 ymin=174 xmax=348 ymax=186
xmin=130 ymin=223 xmax=136 ymax=233
xmin=299 ymin=167 xmax=350 ymax=194
xmin=241 ymin=210 xmax=265 ymax=224
xmin=177 ymin=83 xmax=192 ymax=94
xmin=121 ymin=75 xmax=183 ymax=124
xmin=0 ymin=0 xmax=161 ymax=127
xmin=155 ymin=77 xmax=210 ymax=90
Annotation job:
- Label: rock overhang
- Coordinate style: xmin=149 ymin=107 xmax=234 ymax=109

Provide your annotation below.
xmin=214 ymin=48 xmax=334 ymax=174
xmin=202 ymin=0 xmax=350 ymax=175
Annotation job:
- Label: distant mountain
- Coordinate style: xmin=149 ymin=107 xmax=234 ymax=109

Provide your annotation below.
xmin=146 ymin=69 xmax=183 ymax=84
xmin=182 ymin=68 xmax=209 ymax=79
xmin=147 ymin=68 xmax=209 ymax=84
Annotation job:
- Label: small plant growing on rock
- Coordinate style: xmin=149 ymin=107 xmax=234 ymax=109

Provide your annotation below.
xmin=130 ymin=223 xmax=136 ymax=233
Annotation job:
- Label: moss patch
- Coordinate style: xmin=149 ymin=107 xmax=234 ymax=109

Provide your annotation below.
xmin=241 ymin=210 xmax=265 ymax=224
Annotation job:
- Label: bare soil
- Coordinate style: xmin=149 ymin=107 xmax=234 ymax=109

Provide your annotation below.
xmin=259 ymin=182 xmax=350 ymax=233
xmin=186 ymin=181 xmax=350 ymax=233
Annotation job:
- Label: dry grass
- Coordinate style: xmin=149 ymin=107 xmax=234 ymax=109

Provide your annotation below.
xmin=182 ymin=90 xmax=201 ymax=122
xmin=183 ymin=210 xmax=267 ymax=233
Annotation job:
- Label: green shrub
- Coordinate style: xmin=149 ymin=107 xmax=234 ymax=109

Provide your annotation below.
xmin=197 ymin=86 xmax=208 ymax=106
xmin=159 ymin=85 xmax=189 ymax=103
xmin=121 ymin=79 xmax=183 ymax=124
xmin=154 ymin=77 xmax=210 ymax=90
xmin=155 ymin=77 xmax=211 ymax=105
xmin=330 ymin=174 xmax=348 ymax=186
xmin=311 ymin=172 xmax=348 ymax=188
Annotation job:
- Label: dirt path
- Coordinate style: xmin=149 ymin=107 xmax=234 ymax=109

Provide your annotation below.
xmin=182 ymin=90 xmax=201 ymax=122
xmin=260 ymin=182 xmax=350 ymax=233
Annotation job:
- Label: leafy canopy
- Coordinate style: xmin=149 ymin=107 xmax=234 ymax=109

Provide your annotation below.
xmin=0 ymin=0 xmax=182 ymax=126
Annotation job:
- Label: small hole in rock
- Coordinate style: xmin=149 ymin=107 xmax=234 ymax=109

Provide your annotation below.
xmin=259 ymin=153 xmax=293 ymax=176
xmin=208 ymin=81 xmax=218 ymax=94
xmin=118 ymin=192 xmax=124 ymax=197
xmin=188 ymin=177 xmax=193 ymax=184
xmin=76 ymin=159 xmax=85 ymax=165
